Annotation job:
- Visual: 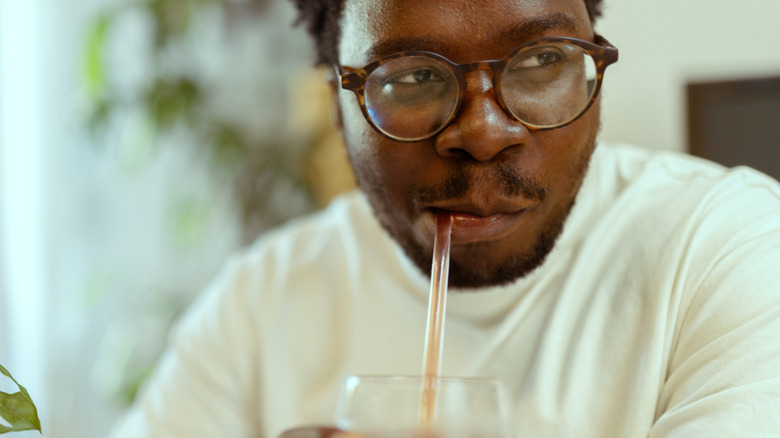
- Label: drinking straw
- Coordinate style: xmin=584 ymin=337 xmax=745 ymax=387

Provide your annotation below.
xmin=420 ymin=212 xmax=453 ymax=423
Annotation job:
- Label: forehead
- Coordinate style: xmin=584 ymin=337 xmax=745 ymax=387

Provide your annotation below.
xmin=339 ymin=0 xmax=593 ymax=66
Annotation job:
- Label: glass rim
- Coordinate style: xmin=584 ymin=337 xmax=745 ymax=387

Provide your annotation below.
xmin=341 ymin=374 xmax=502 ymax=384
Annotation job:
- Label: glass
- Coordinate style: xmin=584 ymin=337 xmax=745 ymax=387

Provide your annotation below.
xmin=279 ymin=376 xmax=513 ymax=438
xmin=338 ymin=375 xmax=513 ymax=438
xmin=338 ymin=35 xmax=618 ymax=142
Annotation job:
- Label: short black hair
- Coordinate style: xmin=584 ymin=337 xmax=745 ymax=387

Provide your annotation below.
xmin=290 ymin=0 xmax=605 ymax=66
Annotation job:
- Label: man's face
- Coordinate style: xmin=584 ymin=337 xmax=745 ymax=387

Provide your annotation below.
xmin=337 ymin=0 xmax=601 ymax=289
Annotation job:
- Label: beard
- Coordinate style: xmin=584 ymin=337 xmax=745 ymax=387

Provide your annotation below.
xmin=348 ymin=140 xmax=596 ymax=290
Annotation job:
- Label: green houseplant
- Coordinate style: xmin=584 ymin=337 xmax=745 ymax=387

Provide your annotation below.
xmin=79 ymin=0 xmax=354 ymax=410
xmin=0 ymin=364 xmax=41 ymax=434
xmin=82 ymin=0 xmax=337 ymax=242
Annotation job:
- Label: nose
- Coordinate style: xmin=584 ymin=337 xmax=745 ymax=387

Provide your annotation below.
xmin=434 ymin=70 xmax=530 ymax=162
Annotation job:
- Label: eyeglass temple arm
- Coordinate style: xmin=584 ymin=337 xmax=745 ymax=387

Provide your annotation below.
xmin=334 ymin=65 xmax=359 ymax=78
xmin=334 ymin=65 xmax=365 ymax=91
xmin=594 ymin=34 xmax=619 ymax=64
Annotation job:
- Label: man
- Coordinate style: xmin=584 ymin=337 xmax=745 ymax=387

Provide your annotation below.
xmin=110 ymin=0 xmax=780 ymax=437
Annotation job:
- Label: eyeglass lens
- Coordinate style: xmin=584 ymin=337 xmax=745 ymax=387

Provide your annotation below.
xmin=363 ymin=42 xmax=598 ymax=141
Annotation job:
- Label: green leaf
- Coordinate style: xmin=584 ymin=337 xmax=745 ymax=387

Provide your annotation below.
xmin=148 ymin=0 xmax=195 ymax=47
xmin=144 ymin=77 xmax=201 ymax=130
xmin=0 ymin=364 xmax=42 ymax=434
xmin=83 ymin=13 xmax=112 ymax=101
xmin=211 ymin=123 xmax=248 ymax=171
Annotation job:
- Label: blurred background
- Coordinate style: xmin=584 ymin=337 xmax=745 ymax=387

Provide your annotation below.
xmin=1 ymin=0 xmax=778 ymax=436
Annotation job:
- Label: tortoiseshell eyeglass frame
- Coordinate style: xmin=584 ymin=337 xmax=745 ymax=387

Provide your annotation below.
xmin=337 ymin=35 xmax=619 ymax=143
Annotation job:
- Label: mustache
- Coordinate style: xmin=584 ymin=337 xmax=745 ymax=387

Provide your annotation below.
xmin=415 ymin=161 xmax=547 ymax=204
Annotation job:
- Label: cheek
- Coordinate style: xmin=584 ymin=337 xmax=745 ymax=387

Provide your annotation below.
xmin=554 ymin=97 xmax=600 ymax=153
xmin=339 ymin=94 xmax=390 ymax=185
xmin=535 ymin=101 xmax=600 ymax=193
xmin=339 ymin=92 xmax=375 ymax=157
xmin=339 ymin=90 xmax=431 ymax=185
xmin=339 ymin=93 xmax=410 ymax=195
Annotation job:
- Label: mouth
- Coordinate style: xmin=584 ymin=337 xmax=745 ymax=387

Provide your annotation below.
xmin=424 ymin=201 xmax=532 ymax=244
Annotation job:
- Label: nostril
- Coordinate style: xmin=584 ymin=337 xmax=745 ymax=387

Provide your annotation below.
xmin=442 ymin=146 xmax=475 ymax=160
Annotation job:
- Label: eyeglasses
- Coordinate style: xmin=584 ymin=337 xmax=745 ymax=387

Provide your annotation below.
xmin=338 ymin=35 xmax=618 ymax=142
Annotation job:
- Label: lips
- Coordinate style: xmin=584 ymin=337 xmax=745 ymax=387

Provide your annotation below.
xmin=423 ymin=200 xmax=532 ymax=244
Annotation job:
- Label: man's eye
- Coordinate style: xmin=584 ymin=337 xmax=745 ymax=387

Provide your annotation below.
xmin=515 ymin=49 xmax=564 ymax=69
xmin=392 ymin=69 xmax=443 ymax=84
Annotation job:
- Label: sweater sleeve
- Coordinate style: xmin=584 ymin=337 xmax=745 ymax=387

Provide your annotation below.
xmin=108 ymin=253 xmax=263 ymax=438
xmin=649 ymin=173 xmax=780 ymax=437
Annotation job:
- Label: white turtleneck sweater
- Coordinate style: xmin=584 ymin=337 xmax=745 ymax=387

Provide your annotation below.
xmin=110 ymin=143 xmax=780 ymax=438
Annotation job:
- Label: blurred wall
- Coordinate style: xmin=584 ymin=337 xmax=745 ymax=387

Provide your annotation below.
xmin=597 ymin=0 xmax=780 ymax=152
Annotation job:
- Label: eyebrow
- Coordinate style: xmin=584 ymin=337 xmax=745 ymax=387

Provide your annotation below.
xmin=364 ymin=12 xmax=581 ymax=61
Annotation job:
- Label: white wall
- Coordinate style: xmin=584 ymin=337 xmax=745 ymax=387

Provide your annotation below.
xmin=596 ymin=0 xmax=780 ymax=152
xmin=2 ymin=0 xmax=248 ymax=436
xmin=0 ymin=1 xmax=50 ymax=435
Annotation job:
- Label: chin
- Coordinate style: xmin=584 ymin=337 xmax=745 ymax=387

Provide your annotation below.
xmin=448 ymin=196 xmax=574 ymax=290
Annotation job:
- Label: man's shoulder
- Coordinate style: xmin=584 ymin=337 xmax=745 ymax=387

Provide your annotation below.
xmin=593 ymin=142 xmax=780 ymax=202
xmin=261 ymin=190 xmax=371 ymax=237
xmin=567 ymin=142 xmax=780 ymax=256
xmin=583 ymin=142 xmax=780 ymax=251
xmin=595 ymin=142 xmax=729 ymax=182
xmin=243 ymin=190 xmax=378 ymax=261
xmin=193 ymin=190 xmax=388 ymax=308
